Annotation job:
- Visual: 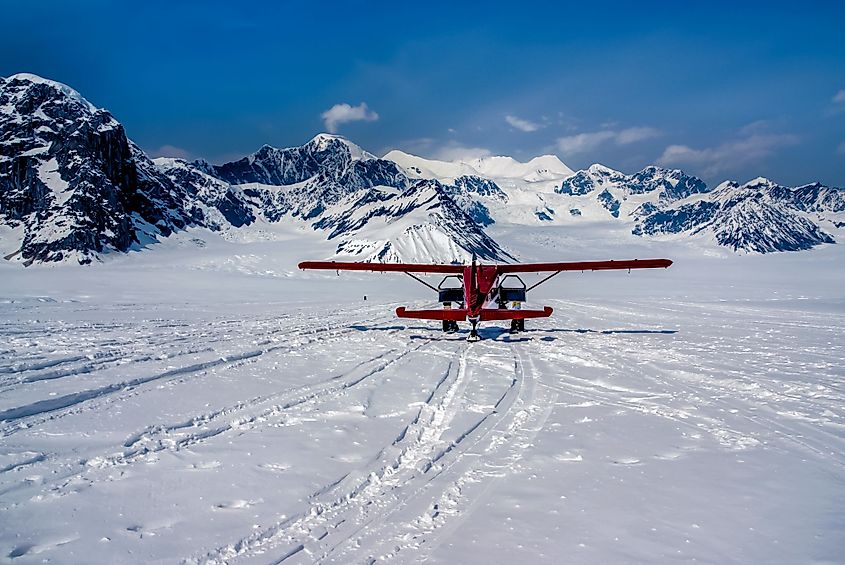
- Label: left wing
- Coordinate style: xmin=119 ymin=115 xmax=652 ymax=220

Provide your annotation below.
xmin=495 ymin=259 xmax=672 ymax=273
xmin=298 ymin=261 xmax=465 ymax=274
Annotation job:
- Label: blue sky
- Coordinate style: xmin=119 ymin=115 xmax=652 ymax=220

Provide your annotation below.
xmin=2 ymin=0 xmax=844 ymax=186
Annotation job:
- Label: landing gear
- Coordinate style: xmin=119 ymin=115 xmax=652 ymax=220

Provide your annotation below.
xmin=509 ymin=318 xmax=526 ymax=334
xmin=442 ymin=320 xmax=459 ymax=333
xmin=467 ymin=317 xmax=480 ymax=342
xmin=442 ymin=300 xmax=460 ymax=334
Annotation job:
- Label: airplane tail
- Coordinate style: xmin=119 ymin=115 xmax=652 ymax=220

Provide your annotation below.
xmin=395 ymin=306 xmax=553 ymax=322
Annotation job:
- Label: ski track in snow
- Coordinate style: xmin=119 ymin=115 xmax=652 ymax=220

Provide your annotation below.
xmin=0 ymin=308 xmax=393 ymax=434
xmin=0 ymin=297 xmax=843 ymax=564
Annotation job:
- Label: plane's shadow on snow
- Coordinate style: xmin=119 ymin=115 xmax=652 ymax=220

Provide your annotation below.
xmin=349 ymin=325 xmax=410 ymax=332
xmin=534 ymin=328 xmax=678 ymax=342
xmin=348 ymin=324 xmax=677 ymax=343
xmin=546 ymin=328 xmax=678 ymax=335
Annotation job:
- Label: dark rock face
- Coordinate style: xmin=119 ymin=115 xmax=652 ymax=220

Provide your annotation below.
xmin=557 ymin=165 xmax=708 ymax=204
xmin=155 ymin=159 xmax=255 ymax=229
xmin=436 ymin=175 xmax=504 ymax=228
xmin=634 ymin=178 xmax=841 ymax=252
xmin=451 ymin=175 xmax=508 ymax=201
xmin=557 ymin=170 xmax=599 ymax=196
xmin=200 ymin=135 xmax=413 ymax=224
xmin=0 ymin=75 xmax=196 ymax=264
xmin=629 ymin=166 xmax=710 ymax=203
xmin=597 ymin=189 xmax=620 ymax=218
xmin=634 ymin=201 xmax=719 ymax=236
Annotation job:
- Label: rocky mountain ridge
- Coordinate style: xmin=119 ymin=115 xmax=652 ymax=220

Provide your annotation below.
xmin=1 ymin=73 xmax=843 ymax=265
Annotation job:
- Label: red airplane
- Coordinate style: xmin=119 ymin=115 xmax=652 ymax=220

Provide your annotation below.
xmin=299 ymin=254 xmax=672 ymax=341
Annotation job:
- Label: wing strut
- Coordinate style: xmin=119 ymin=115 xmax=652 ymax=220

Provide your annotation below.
xmin=404 ymin=272 xmax=438 ymax=291
xmin=526 ymin=271 xmax=562 ymax=292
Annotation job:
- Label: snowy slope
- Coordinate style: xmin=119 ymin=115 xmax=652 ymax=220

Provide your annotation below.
xmin=0 ymin=232 xmax=843 ymax=564
xmin=315 ymin=179 xmax=510 ymax=262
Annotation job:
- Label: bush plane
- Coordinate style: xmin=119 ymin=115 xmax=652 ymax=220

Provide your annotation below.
xmin=299 ymin=255 xmax=673 ymax=341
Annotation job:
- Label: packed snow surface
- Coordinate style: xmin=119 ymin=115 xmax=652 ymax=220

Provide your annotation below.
xmin=0 ymin=228 xmax=843 ymax=564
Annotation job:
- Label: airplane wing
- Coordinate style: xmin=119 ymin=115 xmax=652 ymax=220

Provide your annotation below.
xmin=298 ymin=261 xmax=465 ymax=274
xmin=495 ymin=259 xmax=672 ymax=273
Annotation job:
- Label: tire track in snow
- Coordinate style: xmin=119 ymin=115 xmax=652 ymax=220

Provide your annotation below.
xmin=0 ymin=314 xmax=396 ymax=437
xmin=343 ymin=342 xmax=558 ymax=564
xmin=186 ymin=340 xmax=469 ymax=564
xmin=190 ymin=338 xmax=558 ymax=565
xmin=0 ymin=309 xmax=377 ymax=391
xmin=0 ymin=337 xmax=424 ymax=499
xmin=91 ymin=337 xmax=426 ymax=469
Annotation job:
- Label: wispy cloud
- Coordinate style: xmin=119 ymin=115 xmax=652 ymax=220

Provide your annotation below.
xmin=320 ymin=102 xmax=379 ymax=133
xmin=657 ymin=130 xmax=799 ymax=177
xmin=837 ymin=141 xmax=845 ymax=155
xmin=432 ymin=142 xmax=492 ymax=161
xmin=556 ymin=126 xmax=660 ymax=155
xmin=615 ymin=126 xmax=661 ymax=144
xmin=505 ymin=114 xmax=542 ymax=132
xmin=556 ymin=131 xmax=616 ymax=154
xmin=833 ymin=90 xmax=845 ymax=104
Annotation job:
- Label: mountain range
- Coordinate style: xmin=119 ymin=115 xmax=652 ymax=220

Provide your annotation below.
xmin=1 ymin=73 xmax=843 ymax=266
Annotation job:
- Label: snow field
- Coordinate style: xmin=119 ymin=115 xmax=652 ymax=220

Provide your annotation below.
xmin=1 ymin=284 xmax=843 ymax=563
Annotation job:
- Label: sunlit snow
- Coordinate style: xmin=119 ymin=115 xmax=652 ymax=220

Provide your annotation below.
xmin=0 ymin=225 xmax=843 ymax=564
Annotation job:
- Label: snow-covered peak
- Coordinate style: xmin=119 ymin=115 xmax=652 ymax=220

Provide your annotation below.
xmin=382 ymin=150 xmax=479 ymax=180
xmin=3 ymin=72 xmax=98 ymax=113
xmin=152 ymin=157 xmax=185 ymax=168
xmin=744 ymin=176 xmax=778 ymax=188
xmin=587 ymin=163 xmax=623 ymax=176
xmin=306 ymin=133 xmax=375 ymax=161
xmin=524 ymin=154 xmax=574 ymax=177
xmin=383 ymin=149 xmax=574 ymax=182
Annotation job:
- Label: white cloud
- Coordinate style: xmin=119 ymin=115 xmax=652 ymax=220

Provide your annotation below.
xmin=833 ymin=90 xmax=845 ymax=104
xmin=556 ymin=131 xmax=616 ymax=154
xmin=320 ymin=102 xmax=379 ymax=133
xmin=555 ymin=126 xmax=659 ymax=155
xmin=615 ymin=126 xmax=661 ymax=144
xmin=149 ymin=145 xmax=193 ymax=160
xmin=432 ymin=142 xmax=492 ymax=161
xmin=505 ymin=115 xmax=542 ymax=132
xmin=657 ymin=133 xmax=799 ymax=177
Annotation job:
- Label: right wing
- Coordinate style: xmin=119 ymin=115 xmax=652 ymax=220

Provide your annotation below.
xmin=495 ymin=259 xmax=672 ymax=273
